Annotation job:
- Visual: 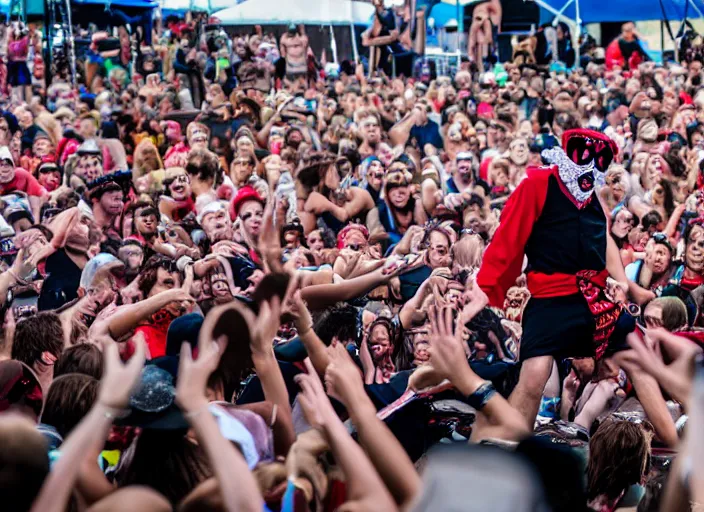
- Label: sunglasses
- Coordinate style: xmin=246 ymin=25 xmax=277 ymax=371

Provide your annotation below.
xmin=565 ymin=136 xmax=614 ymax=173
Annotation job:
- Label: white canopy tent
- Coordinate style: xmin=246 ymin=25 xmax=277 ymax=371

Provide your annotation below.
xmin=213 ymin=0 xmax=374 ymax=26
xmin=213 ymin=0 xmax=374 ymax=62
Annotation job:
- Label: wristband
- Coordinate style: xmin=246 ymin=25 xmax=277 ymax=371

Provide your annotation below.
xmin=176 ymin=255 xmax=194 ymax=272
xmin=466 ymin=381 xmax=496 ymax=411
xmin=98 ymin=404 xmax=130 ymax=420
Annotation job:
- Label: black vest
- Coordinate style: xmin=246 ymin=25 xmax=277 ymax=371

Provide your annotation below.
xmin=524 ymin=175 xmax=607 ymax=275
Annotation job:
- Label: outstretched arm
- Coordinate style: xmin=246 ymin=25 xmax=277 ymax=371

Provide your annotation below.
xmin=477 ymin=171 xmax=548 ymax=307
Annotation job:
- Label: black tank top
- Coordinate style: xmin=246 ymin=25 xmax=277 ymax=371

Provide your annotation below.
xmin=524 ymin=175 xmax=607 ymax=275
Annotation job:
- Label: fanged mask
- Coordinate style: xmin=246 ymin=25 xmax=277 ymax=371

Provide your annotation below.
xmin=542 ymin=133 xmax=615 ymax=205
xmin=543 ymin=146 xmax=604 ymax=204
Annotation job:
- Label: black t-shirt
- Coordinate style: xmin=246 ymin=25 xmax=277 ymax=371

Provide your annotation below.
xmin=409 ymin=120 xmax=443 ymax=156
xmin=38 ymin=249 xmax=82 ymax=311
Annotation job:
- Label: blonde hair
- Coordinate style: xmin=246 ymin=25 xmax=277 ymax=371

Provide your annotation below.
xmin=452 ymin=233 xmax=485 ymax=271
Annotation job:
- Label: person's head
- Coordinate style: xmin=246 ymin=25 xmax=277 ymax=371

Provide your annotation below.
xmin=0 ymin=360 xmax=44 ymax=421
xmin=118 ymin=428 xmax=212 ymax=505
xmin=610 ymin=206 xmax=636 ymax=240
xmin=423 ymin=226 xmax=453 ymax=269
xmin=11 ymin=311 xmax=64 ymax=389
xmin=645 ymin=233 xmax=673 ymax=275
xmin=306 ymin=229 xmax=325 ymax=251
xmin=587 ymin=420 xmax=651 ymax=501
xmin=238 ymin=198 xmax=264 ymax=240
xmin=40 ymin=373 xmax=98 ymax=438
xmin=452 ymin=232 xmax=485 ymax=274
xmin=314 ymin=304 xmax=359 ymax=346
xmin=643 ymin=296 xmax=688 ymax=330
xmin=454 ymin=152 xmax=476 ymax=185
xmin=78 ymin=113 xmax=99 ymax=140
xmin=186 ymin=148 xmax=220 ymax=195
xmin=368 ymin=317 xmax=395 ymax=364
xmin=187 ymin=122 xmax=210 ymax=150
xmin=138 ymin=255 xmax=182 ymax=306
xmin=163 ymin=168 xmax=192 ymax=201
xmin=641 ymin=210 xmax=664 ymax=234
xmin=337 ymin=224 xmax=369 ymax=251
xmin=685 ymin=222 xmax=704 ymax=275
xmin=621 ymin=22 xmax=636 ymax=42
xmin=235 ymin=133 xmax=256 ymax=158
xmin=356 ymin=109 xmax=382 ymax=147
xmin=232 ymin=186 xmax=265 ymax=240
xmin=509 ymin=137 xmax=529 ymax=166
xmin=413 ymin=102 xmax=429 ymax=126
xmin=53 ymin=343 xmax=104 ymax=379
xmin=0 ymin=146 xmax=16 ymax=184
xmin=118 ymin=239 xmax=145 ymax=274
xmin=74 ymin=153 xmax=103 ymax=184
xmin=132 ymin=203 xmax=159 ymax=237
xmin=200 ymin=203 xmax=233 ymax=243
xmin=0 ymin=113 xmax=18 ymax=146
xmin=604 ymin=165 xmax=630 ymax=204
xmin=385 ymin=165 xmax=413 ymax=211
xmin=0 ymin=413 xmax=50 ymax=512
xmin=36 ymin=161 xmax=62 ymax=192
xmin=230 ymin=154 xmax=255 ymax=186
xmin=31 ymin=132 xmax=53 ymax=158
xmin=91 ymin=182 xmax=125 ymax=217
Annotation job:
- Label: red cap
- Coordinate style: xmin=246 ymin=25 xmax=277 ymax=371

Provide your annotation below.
xmin=230 ymin=186 xmax=264 ymax=219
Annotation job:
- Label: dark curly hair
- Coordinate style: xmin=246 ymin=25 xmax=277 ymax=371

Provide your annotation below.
xmin=137 ymin=254 xmax=180 ymax=298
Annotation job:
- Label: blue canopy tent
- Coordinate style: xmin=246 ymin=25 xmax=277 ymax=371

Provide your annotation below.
xmin=534 ymin=0 xmax=704 ymax=23
xmin=533 ymin=0 xmax=704 ymax=64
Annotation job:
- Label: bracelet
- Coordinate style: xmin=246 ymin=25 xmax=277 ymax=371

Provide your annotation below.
xmin=465 ymin=381 xmax=496 ymax=411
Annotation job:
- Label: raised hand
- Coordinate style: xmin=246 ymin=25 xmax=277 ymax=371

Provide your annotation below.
xmin=98 ymin=338 xmax=146 ymax=410
xmin=176 ymin=335 xmax=226 ymax=412
xmin=427 ymin=306 xmax=472 ymax=387
xmin=249 ymin=296 xmax=282 ymax=357
xmin=295 ymin=359 xmax=338 ymax=430
xmin=283 ymin=289 xmax=313 ymax=334
xmin=325 ymin=341 xmax=365 ymax=406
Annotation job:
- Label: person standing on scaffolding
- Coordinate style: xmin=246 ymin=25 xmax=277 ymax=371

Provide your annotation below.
xmin=362 ymin=0 xmax=415 ymax=77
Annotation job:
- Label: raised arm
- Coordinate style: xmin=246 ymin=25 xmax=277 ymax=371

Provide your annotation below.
xmin=427 ymin=305 xmax=529 ymax=442
xmin=176 ymin=335 xmax=264 ymax=512
xmin=326 ymin=343 xmax=421 ymax=507
xmin=389 ymin=110 xmax=418 ymax=147
xmin=247 ymin=296 xmax=296 ymax=452
xmin=96 ymin=287 xmax=193 ymax=340
xmin=30 ymin=341 xmax=146 ymax=512
xmin=296 ymin=359 xmax=398 ymax=511
xmin=300 ymin=266 xmax=389 ymax=310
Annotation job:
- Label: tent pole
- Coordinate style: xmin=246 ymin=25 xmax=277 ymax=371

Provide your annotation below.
xmin=552 ymin=0 xmax=575 ymax=26
xmin=660 ymin=20 xmax=665 ymax=63
xmin=574 ymin=0 xmax=581 ymax=68
xmin=456 ymin=0 xmax=460 ymax=52
xmin=329 ymin=24 xmax=338 ymax=64
xmin=689 ymin=0 xmax=704 ymax=19
xmin=532 ymin=0 xmax=575 ymax=23
xmin=350 ymin=21 xmax=359 ymax=63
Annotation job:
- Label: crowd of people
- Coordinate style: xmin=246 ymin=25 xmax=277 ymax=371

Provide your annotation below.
xmin=3 ymin=7 xmax=704 ymax=512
